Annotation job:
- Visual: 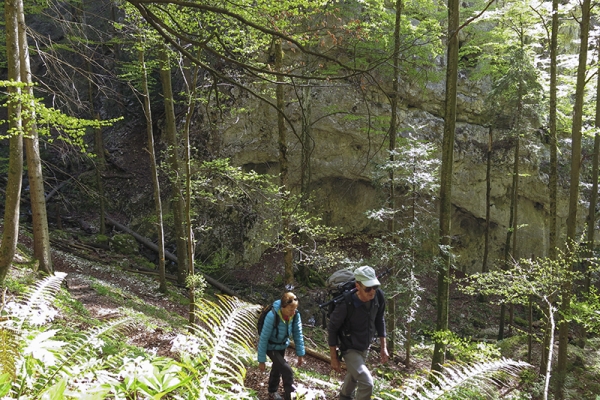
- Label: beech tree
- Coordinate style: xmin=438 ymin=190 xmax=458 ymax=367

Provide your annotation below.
xmin=158 ymin=44 xmax=190 ymax=286
xmin=120 ymin=0 xmax=387 ymax=289
xmin=431 ymin=0 xmax=460 ymax=372
xmin=1 ymin=0 xmax=53 ymax=279
xmin=17 ymin=0 xmax=53 ymax=275
xmin=117 ymin=11 xmax=169 ymax=294
xmin=557 ymin=0 xmax=591 ymax=397
xmin=548 ymin=0 xmax=560 ymax=261
xmin=586 ymin=43 xmax=600 ymax=294
xmin=139 ymin=46 xmax=167 ymax=293
xmin=0 ymin=0 xmax=24 ymax=283
xmin=2 ymin=0 xmax=114 ymax=283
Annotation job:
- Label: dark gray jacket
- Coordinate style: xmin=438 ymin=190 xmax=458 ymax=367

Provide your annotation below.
xmin=327 ymin=289 xmax=386 ymax=351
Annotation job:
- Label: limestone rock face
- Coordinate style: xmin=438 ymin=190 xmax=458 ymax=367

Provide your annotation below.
xmin=214 ymin=77 xmax=580 ymax=274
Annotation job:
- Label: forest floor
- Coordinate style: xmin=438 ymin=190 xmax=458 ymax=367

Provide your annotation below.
xmin=9 ymin=226 xmax=600 ymax=399
xmin=8 ymin=228 xmax=437 ymax=399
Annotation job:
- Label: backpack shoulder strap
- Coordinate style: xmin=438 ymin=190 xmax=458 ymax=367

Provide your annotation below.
xmin=272 ymin=307 xmax=279 ymax=338
xmin=375 ymin=288 xmax=384 ymax=308
xmin=342 ymin=291 xmax=355 ymax=324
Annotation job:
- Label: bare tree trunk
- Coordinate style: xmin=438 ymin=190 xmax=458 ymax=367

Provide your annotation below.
xmin=180 ymin=50 xmax=203 ymax=325
xmin=548 ymin=0 xmax=559 ymax=261
xmin=139 ymin=49 xmax=167 ymax=294
xmin=16 ymin=0 xmax=52 ymax=275
xmin=482 ymin=127 xmax=492 ymax=275
xmin=385 ymin=0 xmax=402 ymax=359
xmin=159 ymin=44 xmax=189 ymax=285
xmin=499 ymin=136 xmax=519 ymax=341
xmin=0 ymin=0 xmax=23 ymax=283
xmin=432 ymin=0 xmax=459 ymax=372
xmin=299 ymin=77 xmax=313 ymax=201
xmin=274 ymin=39 xmax=293 ymax=288
xmin=585 ymin=40 xmax=600 ymax=294
xmin=541 ymin=0 xmax=559 ymax=377
xmin=557 ymin=1 xmax=590 ymax=397
xmin=509 ymin=134 xmax=520 ymax=335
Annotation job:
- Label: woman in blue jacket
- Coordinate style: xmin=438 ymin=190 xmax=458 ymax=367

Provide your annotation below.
xmin=257 ymin=292 xmax=305 ymax=400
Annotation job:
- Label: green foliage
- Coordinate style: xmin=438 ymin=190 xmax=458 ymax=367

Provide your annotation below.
xmin=0 ymin=272 xmax=137 ymax=399
xmin=384 ymin=357 xmax=531 ymax=400
xmin=430 ymin=330 xmax=501 ymax=365
xmin=171 ymin=295 xmax=261 ymax=398
xmin=460 ymin=245 xmax=583 ymax=307
xmin=109 ymin=233 xmax=138 ymax=255
xmin=0 ymin=82 xmax=121 ymax=151
xmin=368 ymin=137 xmax=440 ymax=330
xmin=0 ymin=269 xmax=266 ymax=398
xmin=571 ymin=287 xmax=600 ymax=334
xmin=188 ymin=158 xmax=341 ymax=275
xmin=0 ymin=326 xmax=18 ymax=382
xmin=185 ymin=271 xmax=207 ymax=295
xmin=198 ymin=248 xmax=231 ymax=276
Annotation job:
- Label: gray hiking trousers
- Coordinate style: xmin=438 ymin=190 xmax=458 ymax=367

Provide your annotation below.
xmin=339 ymin=349 xmax=373 ymax=400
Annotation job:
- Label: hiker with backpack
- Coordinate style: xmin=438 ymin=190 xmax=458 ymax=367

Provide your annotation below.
xmin=257 ymin=292 xmax=306 ymax=400
xmin=328 ymin=266 xmax=389 ymax=400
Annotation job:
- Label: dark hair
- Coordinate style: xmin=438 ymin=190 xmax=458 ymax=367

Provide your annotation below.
xmin=281 ymin=292 xmax=298 ymax=308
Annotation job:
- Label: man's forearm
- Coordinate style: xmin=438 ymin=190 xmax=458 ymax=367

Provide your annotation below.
xmin=329 ymin=346 xmax=338 ymax=359
xmin=380 ymin=337 xmax=387 ymax=349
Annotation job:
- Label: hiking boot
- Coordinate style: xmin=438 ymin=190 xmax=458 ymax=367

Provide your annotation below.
xmin=268 ymin=392 xmax=283 ymax=400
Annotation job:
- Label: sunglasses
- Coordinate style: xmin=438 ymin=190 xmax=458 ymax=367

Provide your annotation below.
xmin=362 ymin=284 xmax=379 ymax=293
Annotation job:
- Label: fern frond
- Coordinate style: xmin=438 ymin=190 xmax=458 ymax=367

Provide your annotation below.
xmin=392 ymin=358 xmax=532 ymax=400
xmin=13 ymin=272 xmax=67 ymax=330
xmin=32 ymin=317 xmax=133 ymax=397
xmin=184 ymin=295 xmax=260 ymax=398
xmin=0 ymin=272 xmax=67 ymax=393
xmin=0 ymin=324 xmax=19 ymax=380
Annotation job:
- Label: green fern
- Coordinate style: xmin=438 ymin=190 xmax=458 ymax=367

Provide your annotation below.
xmin=1 ymin=272 xmax=136 ymax=399
xmin=0 ymin=324 xmax=18 ymax=380
xmin=0 ymin=272 xmax=68 ymax=385
xmin=29 ymin=317 xmax=133 ymax=398
xmin=389 ymin=358 xmax=532 ymax=399
xmin=177 ymin=294 xmax=260 ymax=399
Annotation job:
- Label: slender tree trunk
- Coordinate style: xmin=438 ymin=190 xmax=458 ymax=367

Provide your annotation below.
xmin=499 ymin=135 xmax=519 ymax=341
xmin=386 ymin=0 xmax=402 ymax=359
xmin=557 ymin=1 xmax=590 ymax=397
xmin=482 ymin=127 xmax=492 ymax=274
xmin=17 ymin=0 xmax=52 ymax=274
xmin=585 ymin=42 xmax=600 ymax=294
xmin=300 ymin=78 xmax=313 ymax=201
xmin=294 ymin=72 xmax=313 ymax=285
xmin=432 ymin=0 xmax=459 ymax=372
xmin=159 ymin=44 xmax=189 ymax=285
xmin=548 ymin=0 xmax=559 ymax=261
xmin=541 ymin=0 xmax=559 ymax=377
xmin=180 ymin=51 xmax=202 ymax=325
xmin=508 ymin=134 xmax=520 ymax=336
xmin=0 ymin=0 xmax=23 ymax=283
xmin=528 ymin=295 xmax=533 ymax=363
xmin=88 ymin=78 xmax=107 ymax=235
xmin=509 ymin=69 xmax=526 ymax=336
xmin=139 ymin=49 xmax=167 ymax=294
xmin=274 ymin=39 xmax=293 ymax=287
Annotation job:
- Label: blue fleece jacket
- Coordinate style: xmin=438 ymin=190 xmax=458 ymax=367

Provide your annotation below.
xmin=257 ymin=299 xmax=306 ymax=363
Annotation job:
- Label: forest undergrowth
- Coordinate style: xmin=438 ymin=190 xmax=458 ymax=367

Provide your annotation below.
xmin=3 ymin=227 xmax=600 ymax=399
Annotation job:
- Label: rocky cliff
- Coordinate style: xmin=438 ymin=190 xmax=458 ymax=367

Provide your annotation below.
xmin=209 ymin=69 xmax=578 ymax=274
